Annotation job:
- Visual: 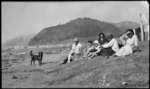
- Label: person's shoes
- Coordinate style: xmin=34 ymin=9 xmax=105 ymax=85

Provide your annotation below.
xmin=82 ymin=56 xmax=85 ymax=59
xmin=114 ymin=55 xmax=118 ymax=57
xmin=82 ymin=56 xmax=87 ymax=60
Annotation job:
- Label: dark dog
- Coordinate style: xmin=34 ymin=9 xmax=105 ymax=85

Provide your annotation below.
xmin=30 ymin=50 xmax=43 ymax=66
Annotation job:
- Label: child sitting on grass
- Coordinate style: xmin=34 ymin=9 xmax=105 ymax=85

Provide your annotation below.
xmin=82 ymin=40 xmax=94 ymax=58
xmin=83 ymin=40 xmax=101 ymax=60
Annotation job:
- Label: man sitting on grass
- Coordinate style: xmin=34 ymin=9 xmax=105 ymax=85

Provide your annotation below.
xmin=60 ymin=37 xmax=82 ymax=64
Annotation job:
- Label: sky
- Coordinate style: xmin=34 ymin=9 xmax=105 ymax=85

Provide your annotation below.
xmin=2 ymin=1 xmax=149 ymax=44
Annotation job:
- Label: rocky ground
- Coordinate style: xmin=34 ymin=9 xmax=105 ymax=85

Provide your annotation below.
xmin=2 ymin=41 xmax=149 ymax=88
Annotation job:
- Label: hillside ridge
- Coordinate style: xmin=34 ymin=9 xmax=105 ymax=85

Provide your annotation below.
xmin=29 ymin=17 xmax=139 ymax=46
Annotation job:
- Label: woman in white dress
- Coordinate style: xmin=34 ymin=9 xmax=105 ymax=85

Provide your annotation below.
xmin=115 ymin=30 xmax=138 ymax=57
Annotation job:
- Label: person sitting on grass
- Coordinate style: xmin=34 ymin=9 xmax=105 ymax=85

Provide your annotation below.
xmin=83 ymin=32 xmax=107 ymax=59
xmin=98 ymin=32 xmax=108 ymax=46
xmin=117 ymin=29 xmax=135 ymax=49
xmin=119 ymin=30 xmax=131 ymax=46
xmin=79 ymin=41 xmax=91 ymax=57
xmin=100 ymin=33 xmax=120 ymax=58
xmin=82 ymin=40 xmax=94 ymax=59
xmin=120 ymin=29 xmax=139 ymax=51
xmin=115 ymin=29 xmax=138 ymax=57
xmin=84 ymin=40 xmax=101 ymax=60
xmin=60 ymin=37 xmax=82 ymax=64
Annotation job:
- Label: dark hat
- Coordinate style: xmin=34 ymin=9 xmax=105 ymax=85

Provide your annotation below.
xmin=126 ymin=29 xmax=134 ymax=34
xmin=87 ymin=40 xmax=93 ymax=44
xmin=106 ymin=33 xmax=113 ymax=38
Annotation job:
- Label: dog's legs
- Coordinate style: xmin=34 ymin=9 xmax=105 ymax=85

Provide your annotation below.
xmin=31 ymin=60 xmax=32 ymax=66
xmin=31 ymin=57 xmax=33 ymax=66
xmin=38 ymin=60 xmax=40 ymax=66
xmin=38 ymin=60 xmax=41 ymax=66
xmin=33 ymin=60 xmax=35 ymax=65
xmin=40 ymin=60 xmax=42 ymax=65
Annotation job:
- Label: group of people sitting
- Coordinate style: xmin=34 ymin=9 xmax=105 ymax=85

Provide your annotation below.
xmin=60 ymin=28 xmax=139 ymax=64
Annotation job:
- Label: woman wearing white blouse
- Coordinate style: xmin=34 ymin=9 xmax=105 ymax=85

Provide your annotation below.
xmin=102 ymin=34 xmax=120 ymax=53
xmin=101 ymin=33 xmax=120 ymax=57
xmin=115 ymin=30 xmax=138 ymax=57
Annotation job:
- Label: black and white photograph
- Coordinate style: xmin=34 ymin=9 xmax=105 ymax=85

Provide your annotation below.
xmin=2 ymin=1 xmax=149 ymax=88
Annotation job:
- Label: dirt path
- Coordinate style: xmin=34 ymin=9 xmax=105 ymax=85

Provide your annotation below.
xmin=2 ymin=52 xmax=68 ymax=88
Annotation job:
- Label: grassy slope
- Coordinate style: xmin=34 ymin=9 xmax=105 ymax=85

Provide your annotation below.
xmin=39 ymin=41 xmax=149 ymax=88
xmin=2 ymin=41 xmax=149 ymax=88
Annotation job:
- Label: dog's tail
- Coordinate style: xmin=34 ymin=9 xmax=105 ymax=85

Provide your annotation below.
xmin=30 ymin=50 xmax=33 ymax=56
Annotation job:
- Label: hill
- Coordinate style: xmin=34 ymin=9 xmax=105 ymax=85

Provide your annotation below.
xmin=3 ymin=33 xmax=36 ymax=47
xmin=3 ymin=18 xmax=140 ymax=46
xmin=113 ymin=21 xmax=140 ymax=32
xmin=29 ymin=17 xmax=122 ymax=46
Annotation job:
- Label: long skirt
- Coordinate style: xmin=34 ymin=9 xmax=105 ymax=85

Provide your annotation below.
xmin=97 ymin=47 xmax=115 ymax=57
xmin=115 ymin=45 xmax=132 ymax=57
xmin=118 ymin=44 xmax=124 ymax=49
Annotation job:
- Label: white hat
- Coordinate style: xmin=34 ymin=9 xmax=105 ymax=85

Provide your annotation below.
xmin=93 ymin=40 xmax=99 ymax=44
